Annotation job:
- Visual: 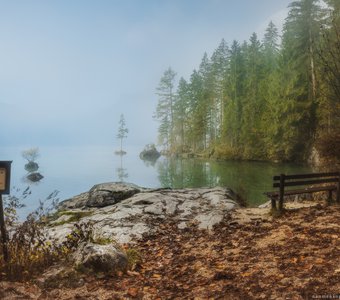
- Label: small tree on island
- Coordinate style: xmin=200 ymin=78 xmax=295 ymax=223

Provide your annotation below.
xmin=116 ymin=114 xmax=128 ymax=154
xmin=22 ymin=147 xmax=40 ymax=173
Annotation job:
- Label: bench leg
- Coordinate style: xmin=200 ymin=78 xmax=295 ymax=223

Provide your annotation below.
xmin=327 ymin=190 xmax=333 ymax=205
xmin=271 ymin=197 xmax=277 ymax=211
xmin=279 ymin=174 xmax=285 ymax=212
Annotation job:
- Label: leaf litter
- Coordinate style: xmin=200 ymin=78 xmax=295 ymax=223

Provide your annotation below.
xmin=0 ymin=203 xmax=339 ymax=299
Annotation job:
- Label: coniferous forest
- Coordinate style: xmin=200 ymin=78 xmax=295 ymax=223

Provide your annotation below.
xmin=155 ymin=0 xmax=340 ymax=164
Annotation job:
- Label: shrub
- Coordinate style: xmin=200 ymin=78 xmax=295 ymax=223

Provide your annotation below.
xmin=0 ymin=189 xmax=137 ymax=281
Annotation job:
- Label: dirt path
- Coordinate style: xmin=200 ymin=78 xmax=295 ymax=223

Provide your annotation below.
xmin=1 ymin=203 xmax=339 ymax=299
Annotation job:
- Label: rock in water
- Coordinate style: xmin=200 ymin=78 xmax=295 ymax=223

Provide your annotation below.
xmin=24 ymin=161 xmax=39 ymax=172
xmin=139 ymin=144 xmax=161 ymax=160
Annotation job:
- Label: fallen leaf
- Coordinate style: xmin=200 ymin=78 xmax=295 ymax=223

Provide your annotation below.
xmin=315 ymin=258 xmax=324 ymax=264
xmin=127 ymin=287 xmax=139 ymax=297
xmin=291 ymin=257 xmax=298 ymax=264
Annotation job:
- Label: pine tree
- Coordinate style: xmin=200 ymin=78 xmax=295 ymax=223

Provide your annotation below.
xmin=155 ymin=67 xmax=177 ymax=151
xmin=277 ymin=0 xmax=324 ymax=160
xmin=263 ymin=21 xmax=280 ymax=71
xmin=223 ymin=40 xmax=245 ymax=149
xmin=210 ymin=39 xmax=229 ymax=142
xmin=241 ymin=33 xmax=265 ymax=158
xmin=117 ymin=114 xmax=128 ymax=153
xmin=187 ymin=69 xmax=206 ymax=152
xmin=174 ymin=77 xmax=190 ymax=152
xmin=317 ymin=0 xmax=340 ymax=130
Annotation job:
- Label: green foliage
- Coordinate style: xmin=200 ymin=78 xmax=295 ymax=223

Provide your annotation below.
xmin=154 ymin=67 xmax=177 ymax=150
xmin=155 ymin=1 xmax=340 ymax=164
xmin=49 ymin=210 xmax=93 ymax=226
xmin=125 ymin=248 xmax=142 ymax=271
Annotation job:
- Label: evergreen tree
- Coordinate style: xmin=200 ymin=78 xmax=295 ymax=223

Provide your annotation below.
xmin=263 ymin=21 xmax=280 ymax=71
xmin=210 ymin=39 xmax=229 ymax=142
xmin=173 ymin=77 xmax=191 ymax=152
xmin=276 ymin=0 xmax=324 ymax=160
xmin=197 ymin=53 xmax=213 ymax=150
xmin=187 ymin=69 xmax=207 ymax=151
xmin=241 ymin=33 xmax=265 ymax=158
xmin=317 ymin=0 xmax=340 ymax=131
xmin=261 ymin=21 xmax=281 ymax=159
xmin=117 ymin=114 xmax=128 ymax=153
xmin=223 ymin=40 xmax=245 ymax=149
xmin=155 ymin=67 xmax=177 ymax=150
xmin=154 ymin=0 xmax=339 ymax=163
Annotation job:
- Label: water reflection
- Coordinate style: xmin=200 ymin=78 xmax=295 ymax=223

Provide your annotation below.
xmin=156 ymin=157 xmax=312 ymax=206
xmin=116 ymin=153 xmax=128 ymax=182
xmin=22 ymin=148 xmax=44 ymax=183
xmin=0 ymin=145 xmax=313 ymax=218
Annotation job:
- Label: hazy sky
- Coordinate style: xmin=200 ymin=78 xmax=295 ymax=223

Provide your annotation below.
xmin=0 ymin=0 xmax=291 ymax=148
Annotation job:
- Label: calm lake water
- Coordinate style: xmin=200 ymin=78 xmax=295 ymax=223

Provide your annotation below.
xmin=0 ymin=145 xmax=312 ymax=218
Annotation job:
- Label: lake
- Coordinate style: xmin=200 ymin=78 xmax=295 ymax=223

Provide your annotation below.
xmin=0 ymin=145 xmax=311 ymax=218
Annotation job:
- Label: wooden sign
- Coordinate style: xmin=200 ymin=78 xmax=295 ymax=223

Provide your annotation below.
xmin=0 ymin=161 xmax=12 ymax=195
xmin=0 ymin=161 xmax=11 ymax=262
xmin=0 ymin=168 xmax=6 ymax=191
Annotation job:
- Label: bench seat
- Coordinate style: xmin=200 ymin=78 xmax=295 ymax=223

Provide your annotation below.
xmin=265 ymin=185 xmax=337 ymax=199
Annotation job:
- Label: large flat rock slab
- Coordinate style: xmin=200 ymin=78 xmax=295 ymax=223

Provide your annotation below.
xmin=50 ymin=183 xmax=239 ymax=244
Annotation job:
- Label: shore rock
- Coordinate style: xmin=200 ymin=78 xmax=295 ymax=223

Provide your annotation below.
xmin=59 ymin=182 xmax=144 ymax=209
xmin=50 ymin=183 xmax=239 ymax=244
xmin=73 ymin=242 xmax=128 ymax=273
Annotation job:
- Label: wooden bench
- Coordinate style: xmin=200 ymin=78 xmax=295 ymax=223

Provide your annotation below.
xmin=264 ymin=172 xmax=340 ymax=211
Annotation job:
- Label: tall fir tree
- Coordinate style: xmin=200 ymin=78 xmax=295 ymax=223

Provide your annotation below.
xmin=155 ymin=67 xmax=177 ymax=150
xmin=277 ymin=0 xmax=324 ymax=160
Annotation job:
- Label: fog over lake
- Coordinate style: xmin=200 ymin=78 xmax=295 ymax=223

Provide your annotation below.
xmin=0 ymin=145 xmax=311 ymax=218
xmin=0 ymin=0 xmax=303 ymax=218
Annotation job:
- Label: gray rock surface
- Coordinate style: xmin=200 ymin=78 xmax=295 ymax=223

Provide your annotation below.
xmin=58 ymin=182 xmax=144 ymax=209
xmin=50 ymin=183 xmax=239 ymax=244
xmin=73 ymin=242 xmax=128 ymax=273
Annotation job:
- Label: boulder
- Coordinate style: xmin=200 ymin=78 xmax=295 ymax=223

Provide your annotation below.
xmin=73 ymin=242 xmax=128 ymax=273
xmin=51 ymin=185 xmax=239 ymax=244
xmin=58 ymin=192 xmax=89 ymax=209
xmin=86 ymin=182 xmax=142 ymax=207
xmin=58 ymin=182 xmax=144 ymax=209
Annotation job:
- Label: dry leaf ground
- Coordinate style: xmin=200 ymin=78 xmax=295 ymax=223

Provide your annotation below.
xmin=1 ymin=201 xmax=339 ymax=299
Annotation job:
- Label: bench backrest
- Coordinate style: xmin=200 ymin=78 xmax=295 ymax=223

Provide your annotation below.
xmin=273 ymin=172 xmax=340 ymax=188
xmin=272 ymin=171 xmax=340 ymax=211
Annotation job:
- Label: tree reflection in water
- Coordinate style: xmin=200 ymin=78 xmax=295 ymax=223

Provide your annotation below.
xmin=116 ymin=152 xmax=128 ymax=182
xmin=22 ymin=147 xmax=44 ymax=183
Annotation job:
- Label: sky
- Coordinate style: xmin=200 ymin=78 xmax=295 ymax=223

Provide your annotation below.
xmin=0 ymin=0 xmax=292 ymax=148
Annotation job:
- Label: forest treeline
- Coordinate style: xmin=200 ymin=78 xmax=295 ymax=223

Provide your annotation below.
xmin=154 ymin=0 xmax=340 ymax=163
